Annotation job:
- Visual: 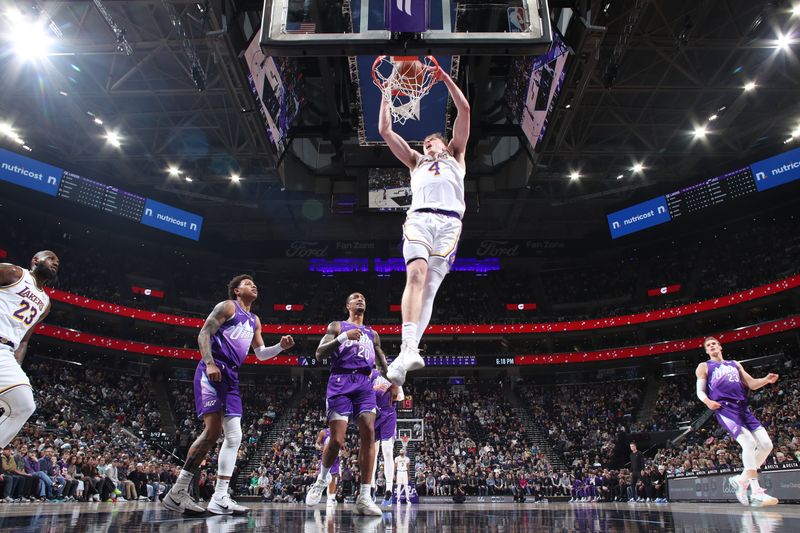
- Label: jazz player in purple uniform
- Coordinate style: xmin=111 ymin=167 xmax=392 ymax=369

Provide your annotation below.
xmin=315 ymin=428 xmax=341 ymax=505
xmin=695 ymin=336 xmax=779 ymax=507
xmin=163 ymin=275 xmax=294 ymax=516
xmin=305 ymin=292 xmax=389 ymax=516
xmin=371 ymin=369 xmax=403 ymax=504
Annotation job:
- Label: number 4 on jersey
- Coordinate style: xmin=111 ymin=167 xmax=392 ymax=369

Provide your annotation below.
xmin=427 ymin=161 xmax=441 ymax=176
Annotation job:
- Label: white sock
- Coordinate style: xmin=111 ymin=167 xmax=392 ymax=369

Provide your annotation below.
xmin=318 ymin=464 xmax=331 ymax=481
xmin=174 ymin=469 xmax=193 ymax=491
xmin=750 ymin=479 xmax=761 ymax=492
xmin=401 ymin=323 xmax=418 ymax=350
xmin=359 ymin=484 xmax=371 ymax=499
xmin=214 ymin=478 xmax=230 ymax=497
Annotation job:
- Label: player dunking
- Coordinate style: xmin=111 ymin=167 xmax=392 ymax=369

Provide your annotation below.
xmin=305 ymin=292 xmax=389 ymax=516
xmin=163 ymin=275 xmax=294 ymax=515
xmin=370 ymin=369 xmax=404 ymax=505
xmin=695 ymin=336 xmax=779 ymax=507
xmin=378 ymin=62 xmax=470 ymax=386
xmin=315 ymin=427 xmax=341 ymax=505
xmin=0 ymin=251 xmax=57 ymax=447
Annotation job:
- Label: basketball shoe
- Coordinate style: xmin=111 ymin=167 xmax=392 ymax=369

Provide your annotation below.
xmin=162 ymin=487 xmax=206 ymax=515
xmin=387 ymin=343 xmax=424 ymax=386
xmin=728 ymin=476 xmax=749 ymax=506
xmin=750 ymin=488 xmax=778 ymax=507
xmin=207 ymin=493 xmax=249 ymax=515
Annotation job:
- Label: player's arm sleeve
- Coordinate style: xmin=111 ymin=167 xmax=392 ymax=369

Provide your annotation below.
xmin=696 ymin=379 xmax=708 ymax=402
xmin=255 ymin=343 xmax=283 ymax=361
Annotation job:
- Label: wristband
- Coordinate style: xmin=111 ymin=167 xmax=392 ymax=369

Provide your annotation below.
xmin=336 ymin=332 xmax=349 ymax=344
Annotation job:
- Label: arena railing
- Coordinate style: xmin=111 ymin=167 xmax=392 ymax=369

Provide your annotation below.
xmin=34 ymin=316 xmax=799 ymax=365
xmin=43 ymin=274 xmax=800 ymax=335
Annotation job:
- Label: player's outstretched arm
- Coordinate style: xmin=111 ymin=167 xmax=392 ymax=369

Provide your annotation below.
xmin=695 ymin=362 xmax=720 ymax=410
xmin=378 ymin=98 xmax=420 ymax=170
xmin=373 ymin=331 xmax=389 ymax=377
xmin=198 ymin=301 xmax=235 ymax=381
xmin=252 ymin=316 xmax=294 ymax=361
xmin=0 ymin=264 xmax=23 ymax=287
xmin=735 ymin=361 xmax=779 ymax=390
xmin=438 ymin=69 xmax=470 ymax=162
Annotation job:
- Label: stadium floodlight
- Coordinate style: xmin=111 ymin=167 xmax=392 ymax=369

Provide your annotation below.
xmin=708 ymin=114 xmax=718 ymax=122
xmin=776 ymin=32 xmax=793 ymax=51
xmin=569 ymin=171 xmax=580 ymax=180
xmin=743 ymin=81 xmax=757 ymax=92
xmin=616 ymin=174 xmax=624 ymax=180
xmin=5 ymin=9 xmax=52 ymax=61
xmin=693 ymin=125 xmax=707 ymax=138
xmin=631 ymin=162 xmax=644 ymax=173
xmin=230 ymin=174 xmax=241 ymax=183
xmin=167 ymin=166 xmax=181 ymax=177
xmin=105 ymin=130 xmax=121 ymax=148
xmin=184 ymin=176 xmax=193 ymax=182
xmin=793 ymin=4 xmax=800 ymax=17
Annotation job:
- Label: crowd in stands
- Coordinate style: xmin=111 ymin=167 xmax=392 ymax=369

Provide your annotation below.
xmin=515 ymin=380 xmax=643 ymax=468
xmin=3 ymin=206 xmax=798 ymax=328
xmin=0 ymin=353 xmax=180 ymax=503
xmin=410 ymin=380 xmax=559 ymax=501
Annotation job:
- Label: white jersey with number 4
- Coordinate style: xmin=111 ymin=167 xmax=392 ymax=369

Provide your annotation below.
xmin=0 ymin=268 xmax=49 ymax=349
xmin=395 ymin=455 xmax=410 ymax=473
xmin=409 ymin=151 xmax=466 ymax=218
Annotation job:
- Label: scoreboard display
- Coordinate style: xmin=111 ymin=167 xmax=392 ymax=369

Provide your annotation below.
xmin=607 ymin=147 xmax=800 ymax=239
xmin=58 ymin=171 xmax=146 ymax=221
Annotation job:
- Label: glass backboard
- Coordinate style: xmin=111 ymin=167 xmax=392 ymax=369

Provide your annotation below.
xmin=261 ymin=0 xmax=551 ymax=56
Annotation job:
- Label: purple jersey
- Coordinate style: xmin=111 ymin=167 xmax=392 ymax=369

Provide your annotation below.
xmin=331 ymin=321 xmax=376 ymax=373
xmin=371 ymin=370 xmax=393 ymax=410
xmin=206 ymin=301 xmax=257 ymax=372
xmin=706 ymin=360 xmax=747 ymax=403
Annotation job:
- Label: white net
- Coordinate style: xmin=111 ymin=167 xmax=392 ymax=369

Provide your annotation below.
xmin=372 ymin=55 xmax=440 ymax=125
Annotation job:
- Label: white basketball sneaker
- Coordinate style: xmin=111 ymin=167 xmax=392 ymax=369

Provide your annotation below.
xmin=305 ymin=477 xmax=329 ymax=506
xmin=207 ymin=493 xmax=249 ymax=515
xmin=750 ymin=488 xmax=778 ymax=507
xmin=387 ymin=343 xmax=424 ymax=386
xmin=728 ymin=476 xmax=750 ymax=506
xmin=161 ymin=486 xmax=206 ymax=515
xmin=355 ymin=495 xmax=383 ymax=516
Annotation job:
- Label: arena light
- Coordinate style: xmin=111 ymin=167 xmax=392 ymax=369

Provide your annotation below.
xmin=569 ymin=170 xmax=581 ymax=180
xmin=184 ymin=176 xmax=193 ymax=182
xmin=93 ymin=117 xmax=104 ymax=126
xmin=4 ymin=9 xmax=52 ymax=61
xmin=230 ymin=173 xmax=241 ymax=183
xmin=167 ymin=166 xmax=181 ymax=177
xmin=793 ymin=4 xmax=800 ymax=17
xmin=631 ymin=162 xmax=644 ymax=173
xmin=693 ymin=125 xmax=708 ymax=138
xmin=708 ymin=114 xmax=718 ymax=122
xmin=104 ymin=130 xmax=121 ymax=148
xmin=616 ymin=174 xmax=624 ymax=180
xmin=776 ymin=32 xmax=793 ymax=51
xmin=744 ymin=81 xmax=757 ymax=92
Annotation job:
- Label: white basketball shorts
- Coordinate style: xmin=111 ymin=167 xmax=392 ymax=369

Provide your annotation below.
xmin=0 ymin=346 xmax=31 ymax=392
xmin=402 ymin=211 xmax=462 ymax=275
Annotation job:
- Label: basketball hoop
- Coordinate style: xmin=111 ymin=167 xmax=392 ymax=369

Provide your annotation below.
xmin=372 ymin=55 xmax=441 ymax=125
xmin=399 ymin=434 xmax=411 ymax=451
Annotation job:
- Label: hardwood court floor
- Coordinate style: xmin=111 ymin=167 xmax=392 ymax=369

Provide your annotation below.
xmin=0 ymin=501 xmax=794 ymax=532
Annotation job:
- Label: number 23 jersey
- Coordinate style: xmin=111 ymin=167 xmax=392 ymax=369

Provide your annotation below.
xmin=0 ymin=268 xmax=49 ymax=348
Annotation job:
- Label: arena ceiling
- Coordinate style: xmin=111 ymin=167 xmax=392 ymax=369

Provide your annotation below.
xmin=0 ymin=0 xmax=798 ymax=242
